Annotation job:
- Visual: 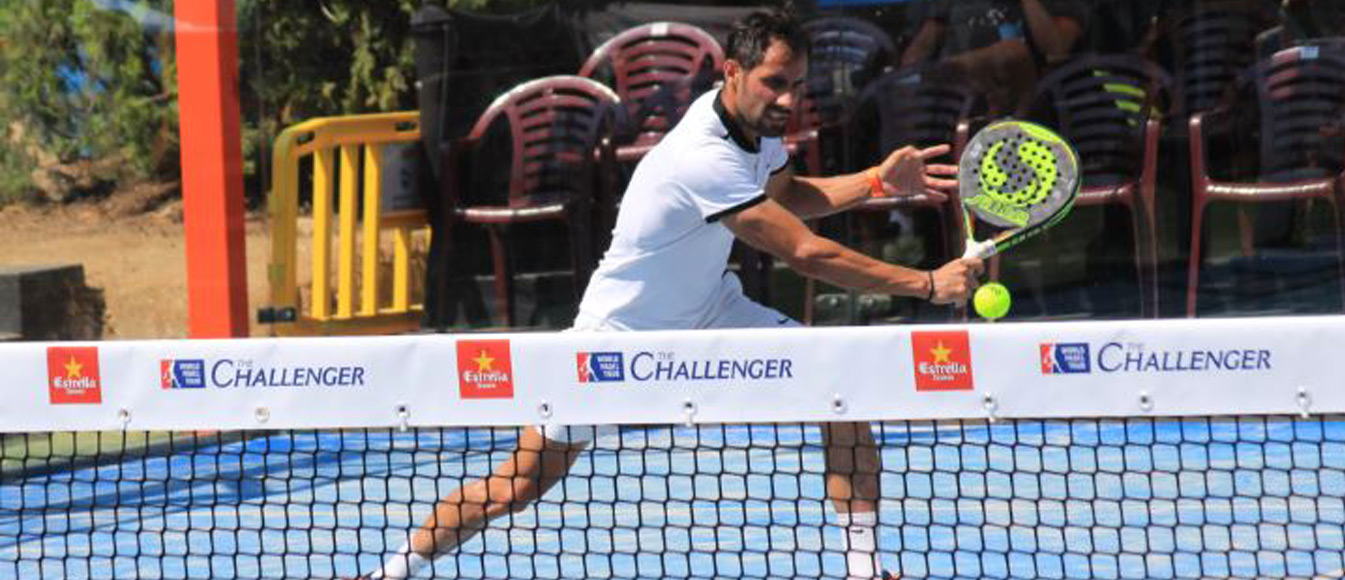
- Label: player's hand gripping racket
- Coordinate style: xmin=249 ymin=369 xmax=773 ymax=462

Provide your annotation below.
xmin=959 ymin=120 xmax=1080 ymax=260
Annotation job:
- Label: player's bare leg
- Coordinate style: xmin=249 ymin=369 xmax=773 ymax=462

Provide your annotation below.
xmin=822 ymin=421 xmax=893 ymax=579
xmin=369 ymin=426 xmax=585 ymax=579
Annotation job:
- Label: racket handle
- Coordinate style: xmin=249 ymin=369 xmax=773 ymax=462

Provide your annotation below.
xmin=962 ymin=239 xmax=997 ymax=260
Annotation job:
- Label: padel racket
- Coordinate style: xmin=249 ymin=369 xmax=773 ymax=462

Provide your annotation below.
xmin=959 ymin=120 xmax=1080 ymax=259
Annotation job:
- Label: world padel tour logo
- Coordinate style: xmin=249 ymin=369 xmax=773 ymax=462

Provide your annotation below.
xmin=577 ymin=352 xmax=625 ymax=383
xmin=1040 ymin=343 xmax=1091 ymax=374
xmin=1038 ymin=341 xmax=1272 ymax=374
xmin=157 ymin=358 xmax=365 ymax=388
xmin=47 ymin=346 xmax=103 ymax=404
xmin=911 ymin=331 xmax=973 ymax=391
xmin=457 ymin=340 xmax=514 ymax=399
xmin=574 ymin=350 xmax=794 ymax=384
xmin=161 ymin=359 xmax=207 ymax=388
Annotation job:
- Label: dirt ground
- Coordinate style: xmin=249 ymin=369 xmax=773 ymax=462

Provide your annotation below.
xmin=0 ymin=199 xmax=273 ymax=339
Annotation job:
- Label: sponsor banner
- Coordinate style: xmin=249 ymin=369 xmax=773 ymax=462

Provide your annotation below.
xmin=1040 ymin=343 xmax=1090 ymax=374
xmin=911 ymin=331 xmax=974 ymax=391
xmin=158 ymin=357 xmax=367 ymax=389
xmin=458 ymin=339 xmax=514 ymax=399
xmin=577 ymin=352 xmax=624 ymax=383
xmin=576 ymin=350 xmax=794 ymax=384
xmin=0 ymin=317 xmax=1343 ymax=432
xmin=48 ymin=346 xmax=103 ymax=404
xmin=1040 ymin=341 xmax=1275 ymax=375
xmin=162 ymin=359 xmax=207 ymax=389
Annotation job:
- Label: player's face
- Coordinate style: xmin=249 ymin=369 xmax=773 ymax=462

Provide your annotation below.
xmin=725 ymin=39 xmax=806 ymax=139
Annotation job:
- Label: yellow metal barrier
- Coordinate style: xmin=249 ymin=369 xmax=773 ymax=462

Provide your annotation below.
xmin=265 ymin=112 xmax=429 ymax=336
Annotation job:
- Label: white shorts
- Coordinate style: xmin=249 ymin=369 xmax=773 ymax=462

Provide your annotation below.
xmin=541 ymin=273 xmax=800 ymax=444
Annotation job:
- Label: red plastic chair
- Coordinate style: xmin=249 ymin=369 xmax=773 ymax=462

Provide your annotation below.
xmin=579 ymin=22 xmax=723 ymax=163
xmin=1021 ymin=54 xmax=1171 ymax=318
xmin=442 ymin=75 xmax=620 ymax=327
xmin=1186 ymin=44 xmax=1345 ymax=317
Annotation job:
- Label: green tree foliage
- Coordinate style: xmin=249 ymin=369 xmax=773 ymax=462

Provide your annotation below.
xmin=0 ymin=0 xmax=177 ymax=202
xmin=0 ymin=0 xmax=559 ymax=204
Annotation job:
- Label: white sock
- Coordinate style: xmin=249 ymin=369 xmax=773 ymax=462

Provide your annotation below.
xmin=837 ymin=511 xmax=884 ymax=580
xmin=370 ymin=539 xmax=429 ymax=580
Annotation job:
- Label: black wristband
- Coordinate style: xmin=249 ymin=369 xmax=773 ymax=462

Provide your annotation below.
xmin=926 ymin=271 xmax=936 ymax=301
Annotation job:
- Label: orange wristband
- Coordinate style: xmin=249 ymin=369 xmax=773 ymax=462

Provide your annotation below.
xmin=867 ymin=166 xmax=886 ymax=198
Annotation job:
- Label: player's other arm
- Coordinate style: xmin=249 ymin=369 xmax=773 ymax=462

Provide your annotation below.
xmin=722 ymin=197 xmax=981 ymax=303
xmin=900 ymin=18 xmax=947 ymax=67
xmin=1020 ymin=0 xmax=1082 ymax=64
xmin=769 ymin=145 xmax=957 ymax=220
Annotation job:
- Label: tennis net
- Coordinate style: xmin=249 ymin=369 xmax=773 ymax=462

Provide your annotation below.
xmin=3 ymin=318 xmax=1345 ymax=579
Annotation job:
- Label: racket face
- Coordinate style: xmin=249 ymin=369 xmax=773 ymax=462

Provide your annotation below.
xmin=959 ymin=121 xmax=1079 ymax=230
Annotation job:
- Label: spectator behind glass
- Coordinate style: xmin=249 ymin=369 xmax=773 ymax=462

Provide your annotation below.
xmin=1085 ymin=0 xmax=1163 ymax=54
xmin=899 ymin=0 xmax=1089 ymax=115
xmin=1256 ymin=0 xmax=1345 ymax=57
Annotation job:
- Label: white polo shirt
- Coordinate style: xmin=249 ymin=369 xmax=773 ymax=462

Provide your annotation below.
xmin=575 ymin=89 xmax=790 ymax=330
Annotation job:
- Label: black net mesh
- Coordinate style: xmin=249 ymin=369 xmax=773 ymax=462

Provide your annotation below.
xmin=4 ymin=417 xmax=1344 ymax=579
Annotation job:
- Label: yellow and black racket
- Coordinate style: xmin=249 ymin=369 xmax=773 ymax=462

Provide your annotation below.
xmin=959 ymin=120 xmax=1080 ymax=259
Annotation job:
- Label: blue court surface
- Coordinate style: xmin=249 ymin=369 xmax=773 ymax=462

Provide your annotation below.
xmin=3 ymin=419 xmax=1344 ymax=579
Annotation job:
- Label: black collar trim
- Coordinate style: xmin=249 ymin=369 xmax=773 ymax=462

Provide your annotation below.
xmin=714 ymin=91 xmax=759 ymax=153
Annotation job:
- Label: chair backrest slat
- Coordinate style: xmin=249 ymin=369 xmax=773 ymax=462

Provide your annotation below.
xmin=579 ymin=22 xmax=723 ymax=146
xmin=468 ymin=75 xmax=619 ymax=202
xmin=1029 ymin=54 xmax=1171 ymax=186
xmin=1168 ymin=0 xmax=1275 ymax=115
xmin=1251 ymin=46 xmax=1345 ymax=179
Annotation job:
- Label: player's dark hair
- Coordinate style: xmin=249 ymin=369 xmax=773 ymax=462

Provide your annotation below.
xmin=725 ymin=5 xmax=809 ymax=71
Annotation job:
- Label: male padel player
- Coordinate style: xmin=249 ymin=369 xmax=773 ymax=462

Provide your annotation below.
xmin=362 ymin=7 xmax=982 ymax=580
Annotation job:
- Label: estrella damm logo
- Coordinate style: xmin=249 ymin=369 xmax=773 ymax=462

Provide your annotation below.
xmin=1040 ymin=343 xmax=1091 ymax=374
xmin=911 ymin=331 xmax=974 ymax=392
xmin=161 ymin=359 xmax=207 ymax=388
xmin=47 ymin=346 xmax=103 ymax=404
xmin=577 ymin=352 xmax=624 ymax=383
xmin=457 ymin=339 xmax=514 ymax=399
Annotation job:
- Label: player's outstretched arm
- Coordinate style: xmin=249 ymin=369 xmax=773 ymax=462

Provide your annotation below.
xmin=770 ymin=145 xmax=956 ymax=220
xmin=723 ymin=197 xmax=981 ymax=300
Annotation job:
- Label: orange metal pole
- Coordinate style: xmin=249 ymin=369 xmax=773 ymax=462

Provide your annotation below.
xmin=174 ymin=0 xmax=249 ymax=337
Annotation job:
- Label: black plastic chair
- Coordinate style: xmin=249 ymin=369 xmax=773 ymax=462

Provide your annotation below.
xmin=1164 ymin=0 xmax=1276 ymax=117
xmin=1020 ymin=54 xmax=1172 ymax=317
xmin=787 ymin=15 xmax=897 ymax=176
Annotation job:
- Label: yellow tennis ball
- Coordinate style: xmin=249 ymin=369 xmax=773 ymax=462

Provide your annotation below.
xmin=973 ymin=282 xmax=1011 ymax=320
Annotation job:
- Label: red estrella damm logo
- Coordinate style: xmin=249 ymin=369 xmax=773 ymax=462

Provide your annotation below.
xmin=47 ymin=346 xmax=103 ymax=404
xmin=910 ymin=331 xmax=974 ymax=392
xmin=456 ymin=339 xmax=514 ymax=399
